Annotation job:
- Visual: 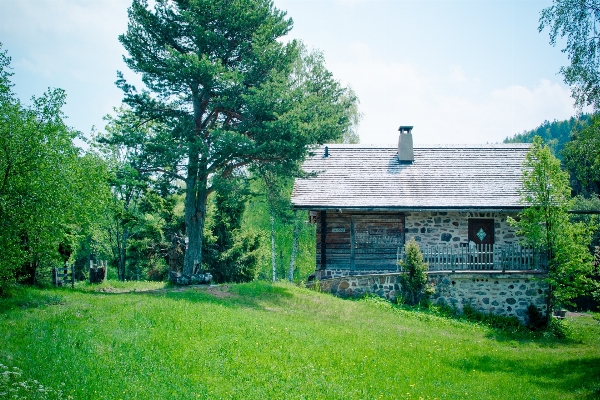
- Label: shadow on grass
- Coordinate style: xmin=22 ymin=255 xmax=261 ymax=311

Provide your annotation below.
xmin=0 ymin=288 xmax=65 ymax=313
xmin=452 ymin=355 xmax=600 ymax=399
xmin=481 ymin=326 xmax=579 ymax=346
xmin=355 ymin=297 xmax=582 ymax=346
xmin=147 ymin=281 xmax=295 ymax=311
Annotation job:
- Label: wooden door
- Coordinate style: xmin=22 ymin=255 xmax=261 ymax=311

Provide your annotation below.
xmin=352 ymin=215 xmax=404 ymax=270
xmin=468 ymin=219 xmax=494 ymax=269
xmin=468 ymin=219 xmax=495 ymax=245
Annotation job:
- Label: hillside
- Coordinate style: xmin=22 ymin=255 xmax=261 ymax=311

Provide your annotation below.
xmin=1 ymin=282 xmax=599 ymax=399
xmin=504 ymin=114 xmax=592 ymax=157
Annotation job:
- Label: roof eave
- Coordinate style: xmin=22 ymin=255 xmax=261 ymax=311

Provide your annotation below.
xmin=292 ymin=205 xmax=524 ymax=212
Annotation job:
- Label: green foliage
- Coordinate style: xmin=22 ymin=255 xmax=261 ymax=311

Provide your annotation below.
xmin=460 ymin=304 xmax=525 ymax=333
xmin=509 ymin=136 xmax=595 ymax=309
xmin=546 ymin=317 xmax=574 ymax=339
xmin=563 ymin=114 xmax=600 ymax=195
xmin=2 ymin=284 xmax=600 ymax=399
xmin=399 ymin=240 xmax=433 ymax=306
xmin=242 ymin=177 xmax=316 ymax=282
xmin=592 ymin=246 xmax=600 ymax=303
xmin=0 ymin=44 xmax=109 ymax=290
xmin=540 ymin=1 xmax=600 ymax=110
xmin=116 ymin=0 xmax=359 ymax=274
xmin=203 ymin=177 xmax=262 ymax=283
xmin=504 ymin=114 xmax=591 ymax=158
xmin=568 ymin=195 xmax=600 ymax=249
xmin=330 ymin=86 xmax=362 ymax=144
xmin=91 ymin=112 xmax=191 ymax=282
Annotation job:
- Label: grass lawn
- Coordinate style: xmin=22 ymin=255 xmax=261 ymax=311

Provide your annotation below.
xmin=1 ymin=281 xmax=599 ymax=399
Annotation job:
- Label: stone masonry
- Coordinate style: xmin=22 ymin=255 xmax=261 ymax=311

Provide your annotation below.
xmin=315 ymin=271 xmax=548 ymax=323
xmin=405 ymin=211 xmax=519 ymax=247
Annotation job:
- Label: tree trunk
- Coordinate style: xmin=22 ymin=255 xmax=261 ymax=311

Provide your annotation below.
xmin=119 ymin=229 xmax=129 ymax=281
xmin=270 ymin=213 xmax=277 ymax=282
xmin=288 ymin=211 xmax=301 ymax=282
xmin=183 ymin=174 xmax=209 ymax=276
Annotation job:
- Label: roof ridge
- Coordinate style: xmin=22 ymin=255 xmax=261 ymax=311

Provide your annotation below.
xmin=315 ymin=143 xmax=531 ymax=148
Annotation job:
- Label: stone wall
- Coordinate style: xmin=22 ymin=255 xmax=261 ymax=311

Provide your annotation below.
xmin=405 ymin=211 xmax=519 ymax=247
xmin=315 ymin=271 xmax=548 ymax=323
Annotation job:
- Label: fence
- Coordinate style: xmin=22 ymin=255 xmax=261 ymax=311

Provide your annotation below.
xmin=397 ymin=243 xmax=547 ymax=272
xmin=52 ymin=263 xmax=74 ymax=288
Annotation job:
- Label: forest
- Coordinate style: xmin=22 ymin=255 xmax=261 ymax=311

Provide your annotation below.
xmin=0 ymin=41 xmax=360 ymax=292
xmin=0 ymin=0 xmax=362 ymax=292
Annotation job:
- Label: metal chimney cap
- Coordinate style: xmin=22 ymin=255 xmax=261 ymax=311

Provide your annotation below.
xmin=398 ymin=126 xmax=414 ymax=134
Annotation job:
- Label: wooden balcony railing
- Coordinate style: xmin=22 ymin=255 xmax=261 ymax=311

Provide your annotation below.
xmin=397 ymin=243 xmax=548 ymax=272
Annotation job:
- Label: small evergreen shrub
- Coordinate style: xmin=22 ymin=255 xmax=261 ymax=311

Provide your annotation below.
xmin=399 ymin=240 xmax=434 ymax=305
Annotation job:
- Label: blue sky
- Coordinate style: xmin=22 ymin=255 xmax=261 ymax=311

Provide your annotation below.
xmin=0 ymin=0 xmax=581 ymax=144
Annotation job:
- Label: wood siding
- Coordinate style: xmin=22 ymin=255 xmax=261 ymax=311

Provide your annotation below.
xmin=316 ymin=211 xmax=405 ymax=270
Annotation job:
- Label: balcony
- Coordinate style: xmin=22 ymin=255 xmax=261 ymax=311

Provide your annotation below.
xmin=397 ymin=243 xmax=548 ymax=272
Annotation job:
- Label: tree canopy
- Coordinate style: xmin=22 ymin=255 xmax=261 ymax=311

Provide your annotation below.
xmin=563 ymin=114 xmax=600 ymax=195
xmin=0 ymin=45 xmax=108 ymax=289
xmin=503 ymin=114 xmax=592 ymax=158
xmin=540 ymin=0 xmax=600 ymax=110
xmin=115 ymin=0 xmax=358 ymax=276
xmin=510 ymin=137 xmax=594 ymax=312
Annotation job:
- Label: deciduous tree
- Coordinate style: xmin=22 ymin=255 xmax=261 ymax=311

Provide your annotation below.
xmin=509 ymin=137 xmax=594 ymax=316
xmin=540 ymin=0 xmax=600 ymax=109
xmin=0 ymin=45 xmax=108 ymax=288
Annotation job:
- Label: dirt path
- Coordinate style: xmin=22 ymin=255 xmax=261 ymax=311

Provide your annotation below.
xmin=111 ymin=284 xmax=236 ymax=299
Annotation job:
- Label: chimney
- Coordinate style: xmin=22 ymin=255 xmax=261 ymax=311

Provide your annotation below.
xmin=397 ymin=126 xmax=414 ymax=164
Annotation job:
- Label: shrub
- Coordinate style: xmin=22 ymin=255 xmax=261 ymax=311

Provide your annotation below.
xmin=526 ymin=304 xmax=547 ymax=331
xmin=399 ymin=240 xmax=434 ymax=306
xmin=546 ymin=317 xmax=573 ymax=339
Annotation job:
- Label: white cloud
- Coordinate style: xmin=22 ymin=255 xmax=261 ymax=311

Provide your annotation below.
xmin=449 ymin=65 xmax=468 ymax=83
xmin=329 ymin=42 xmax=578 ymax=144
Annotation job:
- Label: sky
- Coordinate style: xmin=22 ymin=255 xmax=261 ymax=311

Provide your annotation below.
xmin=0 ymin=0 xmax=582 ymax=145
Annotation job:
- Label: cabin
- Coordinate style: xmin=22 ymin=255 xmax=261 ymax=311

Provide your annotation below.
xmin=291 ymin=127 xmax=548 ymax=322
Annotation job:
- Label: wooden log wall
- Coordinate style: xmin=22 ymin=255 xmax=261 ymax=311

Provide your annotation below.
xmin=315 ymin=211 xmax=405 ymax=271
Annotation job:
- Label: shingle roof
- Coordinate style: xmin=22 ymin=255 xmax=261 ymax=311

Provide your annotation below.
xmin=291 ymin=143 xmax=530 ymax=210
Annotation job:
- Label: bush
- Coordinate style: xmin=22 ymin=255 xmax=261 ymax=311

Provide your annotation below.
xmin=399 ymin=240 xmax=434 ymax=305
xmin=206 ymin=229 xmax=262 ymax=283
xmin=546 ymin=317 xmax=573 ymax=339
xmin=526 ymin=304 xmax=547 ymax=331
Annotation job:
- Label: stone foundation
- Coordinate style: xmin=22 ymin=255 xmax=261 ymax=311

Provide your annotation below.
xmin=314 ymin=271 xmax=548 ymax=323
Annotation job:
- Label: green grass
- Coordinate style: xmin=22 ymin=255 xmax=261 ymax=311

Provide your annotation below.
xmin=1 ymin=281 xmax=599 ymax=399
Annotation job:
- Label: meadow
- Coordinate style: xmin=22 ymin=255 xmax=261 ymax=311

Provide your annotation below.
xmin=1 ymin=281 xmax=599 ymax=399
